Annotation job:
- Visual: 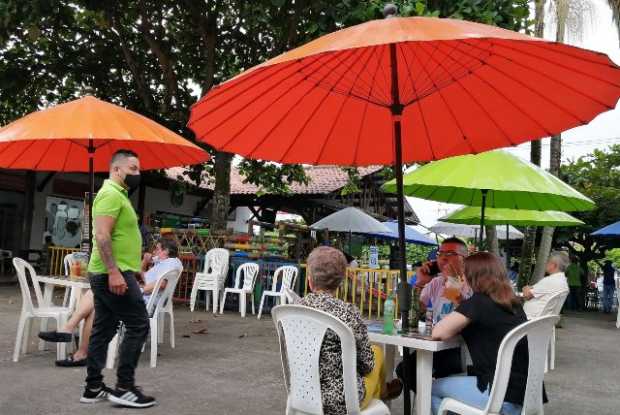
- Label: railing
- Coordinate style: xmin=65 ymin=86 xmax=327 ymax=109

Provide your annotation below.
xmin=47 ymin=246 xmax=80 ymax=276
xmin=303 ymin=267 xmax=414 ymax=320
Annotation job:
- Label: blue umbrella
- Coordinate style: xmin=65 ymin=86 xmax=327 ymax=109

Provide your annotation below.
xmin=365 ymin=220 xmax=437 ymax=246
xmin=591 ymin=220 xmax=620 ymax=237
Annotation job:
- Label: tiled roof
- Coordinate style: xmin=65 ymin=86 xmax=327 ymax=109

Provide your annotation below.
xmin=166 ymin=165 xmax=383 ymax=195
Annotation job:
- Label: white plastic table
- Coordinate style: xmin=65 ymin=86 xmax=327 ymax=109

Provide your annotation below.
xmin=37 ymin=275 xmax=90 ymax=356
xmin=369 ymin=331 xmax=462 ymax=415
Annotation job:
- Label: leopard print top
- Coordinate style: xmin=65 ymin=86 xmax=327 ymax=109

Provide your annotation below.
xmin=299 ymin=292 xmax=374 ymax=415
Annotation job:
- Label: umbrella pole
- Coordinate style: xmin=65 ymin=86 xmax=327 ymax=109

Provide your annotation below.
xmin=480 ymin=189 xmax=488 ymax=250
xmin=88 ymin=141 xmax=94 ymax=254
xmin=506 ymin=224 xmax=510 ymax=267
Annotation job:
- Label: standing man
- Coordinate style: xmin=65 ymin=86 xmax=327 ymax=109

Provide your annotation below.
xmin=565 ymin=257 xmax=583 ymax=311
xmin=82 ymin=149 xmax=156 ymax=408
xmin=602 ymin=260 xmax=617 ymax=314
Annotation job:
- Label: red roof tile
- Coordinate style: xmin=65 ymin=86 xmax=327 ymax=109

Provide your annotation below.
xmin=166 ymin=165 xmax=383 ymax=195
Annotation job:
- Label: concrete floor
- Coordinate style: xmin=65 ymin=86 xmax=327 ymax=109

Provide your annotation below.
xmin=0 ymin=285 xmax=618 ymax=415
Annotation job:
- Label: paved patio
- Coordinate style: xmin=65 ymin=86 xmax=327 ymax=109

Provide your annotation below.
xmin=0 ymin=285 xmax=617 ymax=415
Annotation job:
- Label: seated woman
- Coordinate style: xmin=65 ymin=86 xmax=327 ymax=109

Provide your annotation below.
xmin=431 ymin=252 xmax=532 ymax=415
xmin=299 ymin=246 xmax=401 ymax=414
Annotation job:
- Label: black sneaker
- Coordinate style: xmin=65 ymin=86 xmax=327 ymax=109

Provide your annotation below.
xmin=108 ymin=386 xmax=157 ymax=408
xmin=80 ymin=384 xmax=111 ymax=404
xmin=38 ymin=331 xmax=73 ymax=343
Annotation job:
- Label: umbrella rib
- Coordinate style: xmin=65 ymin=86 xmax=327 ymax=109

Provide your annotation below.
xmin=33 ymin=139 xmax=57 ymax=170
xmin=412 ymin=41 xmax=518 ymax=147
xmin=462 ymin=42 xmax=591 ymax=124
xmin=244 ymin=49 xmax=361 ymax=159
xmin=217 ymin=51 xmax=352 ymax=153
xmin=465 ymin=39 xmax=615 ymax=115
xmin=306 ymin=47 xmax=377 ymax=164
xmin=463 ymin=66 xmax=555 ymax=137
xmin=189 ymin=64 xmax=294 ymax=126
xmin=279 ymin=46 xmax=376 ymax=162
xmin=408 ymin=42 xmax=476 ymax=154
xmin=193 ymin=54 xmax=325 ymax=137
xmin=4 ymin=139 xmax=37 ymax=168
xmin=350 ymin=45 xmax=386 ymax=164
xmin=494 ymin=39 xmax=620 ymax=89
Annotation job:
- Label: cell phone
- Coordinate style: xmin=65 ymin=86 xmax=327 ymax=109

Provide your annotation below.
xmin=428 ymin=261 xmax=440 ymax=276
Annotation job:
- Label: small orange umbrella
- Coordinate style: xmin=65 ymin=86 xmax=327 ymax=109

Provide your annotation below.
xmin=0 ymin=96 xmax=209 ymax=249
xmin=0 ymin=96 xmax=208 ymax=171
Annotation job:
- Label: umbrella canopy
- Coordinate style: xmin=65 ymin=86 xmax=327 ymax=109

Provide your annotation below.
xmin=431 ymin=221 xmax=524 ymax=240
xmin=383 ymin=150 xmax=594 ymax=212
xmin=442 ymin=207 xmax=585 ymax=227
xmin=0 ymin=96 xmax=209 ymax=171
xmin=365 ymin=220 xmax=437 ymax=246
xmin=189 ymin=17 xmax=620 ymax=165
xmin=592 ymin=220 xmax=620 ymax=237
xmin=310 ymin=207 xmax=389 ymax=234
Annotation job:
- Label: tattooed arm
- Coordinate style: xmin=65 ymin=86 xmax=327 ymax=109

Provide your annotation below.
xmin=95 ymin=215 xmax=126 ymax=295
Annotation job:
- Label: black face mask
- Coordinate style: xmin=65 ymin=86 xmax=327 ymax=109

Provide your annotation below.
xmin=124 ymin=173 xmax=141 ymax=190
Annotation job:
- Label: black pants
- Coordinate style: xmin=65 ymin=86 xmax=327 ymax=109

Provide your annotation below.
xmin=395 ymin=348 xmax=463 ymax=393
xmin=85 ymin=271 xmax=149 ymax=390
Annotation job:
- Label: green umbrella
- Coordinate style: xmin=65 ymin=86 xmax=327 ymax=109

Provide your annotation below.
xmin=383 ymin=150 xmax=594 ymax=242
xmin=442 ymin=207 xmax=585 ymax=227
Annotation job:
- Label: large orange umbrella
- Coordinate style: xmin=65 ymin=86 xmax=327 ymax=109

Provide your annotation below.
xmin=0 ymin=95 xmax=209 ymax=249
xmin=189 ymin=11 xmax=620 ymax=341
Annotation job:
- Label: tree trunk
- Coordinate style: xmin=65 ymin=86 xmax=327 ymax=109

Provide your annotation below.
xmin=519 ymin=0 xmax=546 ymax=287
xmin=518 ymin=227 xmax=537 ymax=289
xmin=209 ymin=152 xmax=233 ymax=232
xmin=532 ymin=2 xmax=566 ymax=283
xmin=486 ymin=225 xmax=499 ymax=256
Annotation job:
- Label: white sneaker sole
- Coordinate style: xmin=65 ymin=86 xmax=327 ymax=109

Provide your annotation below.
xmin=108 ymin=394 xmax=157 ymax=408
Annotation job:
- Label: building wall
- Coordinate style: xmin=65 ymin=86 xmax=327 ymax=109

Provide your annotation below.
xmin=25 ymin=173 xmax=252 ymax=250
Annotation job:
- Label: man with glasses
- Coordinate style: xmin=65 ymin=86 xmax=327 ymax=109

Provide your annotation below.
xmin=396 ymin=237 xmax=472 ymax=394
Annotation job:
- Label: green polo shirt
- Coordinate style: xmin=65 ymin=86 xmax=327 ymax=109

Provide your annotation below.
xmin=88 ymin=179 xmax=142 ymax=274
xmin=565 ymin=263 xmax=582 ymax=287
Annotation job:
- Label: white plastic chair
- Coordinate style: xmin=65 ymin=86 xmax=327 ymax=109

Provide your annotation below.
xmin=106 ymin=267 xmax=182 ymax=369
xmin=271 ymin=304 xmax=390 ymax=415
xmin=61 ymin=253 xmax=77 ymax=306
xmin=145 ymin=268 xmax=182 ymax=367
xmin=257 ymin=265 xmax=298 ymax=320
xmin=536 ymin=291 xmax=568 ymax=371
xmin=283 ymin=286 xmax=302 ymax=304
xmin=437 ymin=315 xmax=560 ymax=415
xmin=190 ymin=248 xmax=229 ymax=314
xmin=12 ymin=257 xmax=71 ymax=362
xmin=219 ymin=262 xmax=260 ymax=317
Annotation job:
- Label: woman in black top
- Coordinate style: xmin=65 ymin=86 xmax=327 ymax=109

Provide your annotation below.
xmin=430 ymin=252 xmax=529 ymax=415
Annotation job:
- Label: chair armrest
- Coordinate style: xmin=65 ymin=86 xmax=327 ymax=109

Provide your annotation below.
xmin=437 ymin=397 xmax=482 ymax=415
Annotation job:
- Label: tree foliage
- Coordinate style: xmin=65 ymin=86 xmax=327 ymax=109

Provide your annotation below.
xmin=0 ymin=0 xmax=531 ymax=228
xmin=555 ymin=145 xmax=620 ymax=268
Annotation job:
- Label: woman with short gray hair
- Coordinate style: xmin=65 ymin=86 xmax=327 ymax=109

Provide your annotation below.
xmin=299 ymin=246 xmax=401 ymax=414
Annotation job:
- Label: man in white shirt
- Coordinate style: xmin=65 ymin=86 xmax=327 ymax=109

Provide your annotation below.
xmin=522 ymin=251 xmax=570 ymax=319
xmin=39 ymin=238 xmax=182 ymax=367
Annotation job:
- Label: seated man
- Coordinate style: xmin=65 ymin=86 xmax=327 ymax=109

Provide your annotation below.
xmin=522 ymin=250 xmax=569 ymax=319
xmin=38 ymin=238 xmax=182 ymax=367
xmin=397 ymin=237 xmax=472 ymax=392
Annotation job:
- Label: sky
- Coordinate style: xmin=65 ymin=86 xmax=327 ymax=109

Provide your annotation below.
xmin=410 ymin=0 xmax=620 ymax=228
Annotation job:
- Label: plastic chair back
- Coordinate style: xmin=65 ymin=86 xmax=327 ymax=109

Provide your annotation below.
xmin=235 ymin=262 xmax=260 ymax=291
xmin=485 ymin=315 xmax=559 ymax=415
xmin=271 ymin=304 xmax=360 ymax=415
xmin=284 ymin=287 xmax=301 ymax=304
xmin=204 ymin=248 xmax=229 ymax=279
xmin=146 ymin=268 xmax=182 ymax=318
xmin=539 ymin=291 xmax=568 ymax=317
xmin=13 ymin=257 xmax=44 ymax=312
xmin=63 ymin=253 xmax=76 ymax=276
xmin=271 ymin=265 xmax=298 ymax=292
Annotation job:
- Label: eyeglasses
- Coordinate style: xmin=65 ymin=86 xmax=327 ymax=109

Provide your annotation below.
xmin=437 ymin=251 xmax=464 ymax=258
